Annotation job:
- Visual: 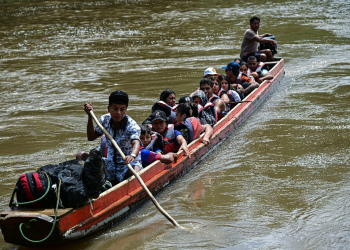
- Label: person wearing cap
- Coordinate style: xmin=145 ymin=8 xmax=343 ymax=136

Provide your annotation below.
xmin=222 ymin=61 xmax=259 ymax=99
xmin=203 ymin=67 xmax=220 ymax=78
xmin=84 ymin=90 xmax=142 ymax=185
xmin=240 ymin=16 xmax=276 ymax=62
xmin=149 ymin=110 xmax=191 ymax=157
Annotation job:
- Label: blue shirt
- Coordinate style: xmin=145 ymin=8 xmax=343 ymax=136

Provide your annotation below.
xmin=94 ymin=114 xmax=141 ymax=182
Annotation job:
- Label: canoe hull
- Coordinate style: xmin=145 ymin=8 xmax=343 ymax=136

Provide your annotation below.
xmin=0 ymin=59 xmax=284 ymax=247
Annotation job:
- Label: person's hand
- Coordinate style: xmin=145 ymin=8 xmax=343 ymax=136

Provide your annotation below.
xmin=84 ymin=103 xmax=93 ymax=115
xmin=202 ymin=138 xmax=210 ymax=146
xmin=124 ymin=155 xmax=135 ymax=164
xmin=271 ymin=40 xmax=277 ymax=47
xmin=172 ymin=153 xmax=179 ymax=163
xmin=237 ymin=84 xmax=244 ymax=93
xmin=179 ymin=145 xmax=191 ymax=158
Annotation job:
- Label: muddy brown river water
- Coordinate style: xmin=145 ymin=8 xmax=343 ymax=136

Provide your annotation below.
xmin=1 ymin=0 xmax=350 ymax=249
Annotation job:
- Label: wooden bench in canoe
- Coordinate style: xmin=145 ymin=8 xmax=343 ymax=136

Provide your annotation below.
xmin=0 ymin=58 xmax=285 ymax=247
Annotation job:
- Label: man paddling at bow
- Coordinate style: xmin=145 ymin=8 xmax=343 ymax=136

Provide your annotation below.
xmin=84 ymin=90 xmax=142 ymax=186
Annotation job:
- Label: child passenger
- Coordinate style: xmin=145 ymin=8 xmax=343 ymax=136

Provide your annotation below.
xmin=149 ymin=110 xmax=191 ymax=157
xmin=139 ymin=125 xmax=177 ymax=168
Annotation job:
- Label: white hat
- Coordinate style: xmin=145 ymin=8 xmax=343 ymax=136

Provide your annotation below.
xmin=204 ymin=67 xmax=220 ymax=77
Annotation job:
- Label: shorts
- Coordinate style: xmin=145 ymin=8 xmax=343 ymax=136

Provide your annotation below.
xmin=241 ymin=51 xmax=263 ymax=62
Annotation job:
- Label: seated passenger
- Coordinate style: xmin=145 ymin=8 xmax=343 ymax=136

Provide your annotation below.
xmin=222 ymin=61 xmax=259 ymax=99
xmin=143 ymin=89 xmax=177 ymax=124
xmin=199 ymin=78 xmax=227 ymax=115
xmin=247 ymin=56 xmax=274 ymax=84
xmin=139 ymin=125 xmax=178 ymax=168
xmin=192 ymin=90 xmax=217 ymax=127
xmin=218 ymin=75 xmax=241 ymax=103
xmin=150 ymin=110 xmax=191 ymax=157
xmin=240 ymin=16 xmax=276 ymax=62
xmin=203 ymin=67 xmax=220 ymax=78
xmin=239 ymin=62 xmax=251 ymax=75
xmin=208 ymin=76 xmax=230 ymax=105
xmin=174 ymin=103 xmax=213 ymax=145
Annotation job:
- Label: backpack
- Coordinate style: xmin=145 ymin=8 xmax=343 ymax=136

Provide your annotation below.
xmin=259 ymin=36 xmax=278 ymax=55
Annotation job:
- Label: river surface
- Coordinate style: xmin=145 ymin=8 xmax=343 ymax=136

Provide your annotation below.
xmin=1 ymin=0 xmax=350 ymax=249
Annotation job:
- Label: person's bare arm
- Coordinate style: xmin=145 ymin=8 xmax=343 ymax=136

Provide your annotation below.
xmin=258 ymin=73 xmax=274 ymax=84
xmin=124 ymin=139 xmax=140 ymax=164
xmin=252 ymin=36 xmax=276 ymax=46
xmin=220 ymin=93 xmax=230 ymax=105
xmin=259 ymin=33 xmax=273 ymax=38
xmin=214 ymin=99 xmax=227 ymax=114
xmin=200 ymin=124 xmax=213 ymax=146
xmin=176 ymin=135 xmax=191 ymax=158
xmin=160 ymin=153 xmax=178 ymax=164
xmin=84 ymin=103 xmax=99 ymax=141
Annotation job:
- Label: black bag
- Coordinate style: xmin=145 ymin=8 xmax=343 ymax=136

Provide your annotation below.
xmin=10 ymin=171 xmax=57 ymax=208
xmin=10 ymin=147 xmax=111 ymax=209
xmin=83 ymin=146 xmax=111 ymax=198
xmin=259 ymin=36 xmax=278 ymax=55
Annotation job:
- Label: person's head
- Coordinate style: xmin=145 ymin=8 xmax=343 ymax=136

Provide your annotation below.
xmin=178 ymin=96 xmax=193 ymax=104
xmin=199 ymin=78 xmax=214 ymax=98
xmin=192 ymin=90 xmax=208 ymax=106
xmin=240 ymin=62 xmax=249 ymax=74
xmin=218 ymin=74 xmax=231 ymax=91
xmin=108 ymin=90 xmax=129 ymax=122
xmin=234 ymin=58 xmax=242 ymax=65
xmin=250 ymin=16 xmax=260 ymax=32
xmin=150 ymin=110 xmax=168 ymax=134
xmin=203 ymin=67 xmax=220 ymax=78
xmin=247 ymin=56 xmax=258 ymax=71
xmin=175 ymin=103 xmax=198 ymax=122
xmin=222 ymin=61 xmax=240 ymax=79
xmin=160 ymin=89 xmax=176 ymax=107
xmin=140 ymin=124 xmax=152 ymax=147
xmin=206 ymin=75 xmax=221 ymax=94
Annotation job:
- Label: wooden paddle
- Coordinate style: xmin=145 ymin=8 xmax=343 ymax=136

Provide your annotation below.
xmin=89 ymin=110 xmax=183 ymax=229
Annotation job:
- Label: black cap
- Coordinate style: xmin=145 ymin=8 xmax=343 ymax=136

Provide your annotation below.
xmin=109 ymin=90 xmax=129 ymax=106
xmin=150 ymin=110 xmax=167 ymax=123
xmin=178 ymin=96 xmax=193 ymax=104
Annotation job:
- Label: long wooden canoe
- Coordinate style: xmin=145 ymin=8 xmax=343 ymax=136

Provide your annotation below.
xmin=0 ymin=58 xmax=284 ymax=247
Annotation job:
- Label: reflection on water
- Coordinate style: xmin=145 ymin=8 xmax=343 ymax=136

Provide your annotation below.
xmin=1 ymin=0 xmax=350 ymax=249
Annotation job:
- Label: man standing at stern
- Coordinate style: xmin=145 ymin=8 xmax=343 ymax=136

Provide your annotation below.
xmin=84 ymin=90 xmax=142 ymax=186
xmin=240 ymin=16 xmax=276 ymax=62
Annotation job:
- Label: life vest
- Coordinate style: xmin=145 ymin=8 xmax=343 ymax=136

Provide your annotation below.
xmin=208 ymin=94 xmax=219 ymax=104
xmin=198 ymin=102 xmax=218 ymax=126
xmin=174 ymin=117 xmax=202 ymax=144
xmin=253 ymin=62 xmax=265 ymax=74
xmin=152 ymin=125 xmax=180 ymax=154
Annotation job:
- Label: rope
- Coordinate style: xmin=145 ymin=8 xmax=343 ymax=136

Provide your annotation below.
xmin=19 ymin=178 xmax=62 ymax=243
xmin=12 ymin=172 xmax=51 ymax=206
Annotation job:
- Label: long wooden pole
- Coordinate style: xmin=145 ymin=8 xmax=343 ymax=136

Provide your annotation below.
xmin=89 ymin=111 xmax=183 ymax=229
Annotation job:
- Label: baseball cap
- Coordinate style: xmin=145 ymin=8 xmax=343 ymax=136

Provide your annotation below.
xmin=222 ymin=62 xmax=240 ymax=73
xmin=204 ymin=67 xmax=220 ymax=77
xmin=150 ymin=110 xmax=167 ymax=123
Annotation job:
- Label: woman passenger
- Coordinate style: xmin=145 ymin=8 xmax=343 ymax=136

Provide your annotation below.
xmin=218 ymin=75 xmax=241 ymax=103
xmin=143 ymin=89 xmax=177 ymax=124
xmin=174 ymin=103 xmax=213 ymax=146
xmin=208 ymin=76 xmax=230 ymax=105
xmin=192 ymin=90 xmax=217 ymax=127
